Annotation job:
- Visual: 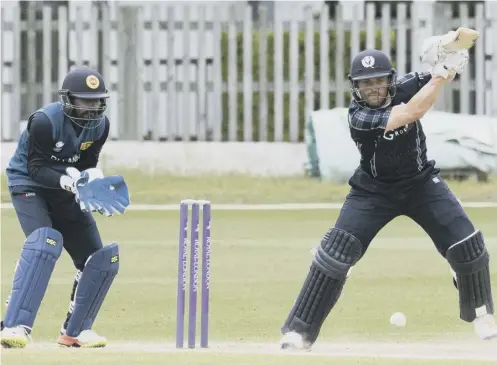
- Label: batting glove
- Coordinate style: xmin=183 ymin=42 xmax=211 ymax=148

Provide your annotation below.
xmin=429 ymin=49 xmax=468 ymax=79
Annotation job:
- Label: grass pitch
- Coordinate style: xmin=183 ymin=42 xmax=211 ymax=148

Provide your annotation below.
xmin=2 ymin=206 xmax=497 ymax=364
xmin=1 ymin=171 xmax=496 ymax=363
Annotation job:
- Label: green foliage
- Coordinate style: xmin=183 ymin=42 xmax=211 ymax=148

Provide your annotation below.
xmin=220 ymin=30 xmax=397 ymax=141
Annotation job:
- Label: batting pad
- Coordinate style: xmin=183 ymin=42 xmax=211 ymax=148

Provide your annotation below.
xmin=446 ymin=230 xmax=494 ymax=322
xmin=281 ymin=228 xmax=362 ymax=344
xmin=3 ymin=227 xmax=63 ymax=329
xmin=65 ymin=243 xmax=120 ymax=337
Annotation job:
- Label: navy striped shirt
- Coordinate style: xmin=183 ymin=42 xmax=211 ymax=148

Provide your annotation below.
xmin=348 ymin=72 xmax=432 ymax=182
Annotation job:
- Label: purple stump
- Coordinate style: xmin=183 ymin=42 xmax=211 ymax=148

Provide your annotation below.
xmin=200 ymin=202 xmax=211 ymax=348
xmin=176 ymin=203 xmax=189 ymax=348
xmin=188 ymin=203 xmax=200 ymax=348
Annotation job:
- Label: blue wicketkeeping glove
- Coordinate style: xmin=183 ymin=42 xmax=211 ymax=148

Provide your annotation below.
xmin=79 ymin=175 xmax=130 ymax=215
xmin=61 ymin=168 xmax=131 ymax=216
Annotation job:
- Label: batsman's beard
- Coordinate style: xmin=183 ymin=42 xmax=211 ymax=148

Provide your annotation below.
xmin=364 ymin=92 xmax=387 ymax=107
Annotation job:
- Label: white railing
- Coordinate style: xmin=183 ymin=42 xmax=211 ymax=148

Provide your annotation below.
xmin=1 ymin=1 xmax=496 ymax=142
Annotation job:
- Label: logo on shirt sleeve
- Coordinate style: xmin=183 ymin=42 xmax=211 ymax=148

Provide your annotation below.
xmin=80 ymin=141 xmax=94 ymax=151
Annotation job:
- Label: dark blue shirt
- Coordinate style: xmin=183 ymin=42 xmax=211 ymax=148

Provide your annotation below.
xmin=348 ymin=71 xmax=432 ymax=183
xmin=6 ymin=102 xmax=109 ymax=190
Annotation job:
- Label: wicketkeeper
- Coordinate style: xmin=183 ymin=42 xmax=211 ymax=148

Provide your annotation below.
xmin=1 ymin=66 xmax=130 ymax=348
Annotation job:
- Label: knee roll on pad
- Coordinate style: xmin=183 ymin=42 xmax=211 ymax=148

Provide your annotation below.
xmin=312 ymin=228 xmax=363 ymax=279
xmin=446 ymin=230 xmax=494 ymax=322
xmin=282 ymin=228 xmax=363 ymax=344
xmin=3 ymin=227 xmax=63 ymax=329
xmin=65 ymin=243 xmax=120 ymax=337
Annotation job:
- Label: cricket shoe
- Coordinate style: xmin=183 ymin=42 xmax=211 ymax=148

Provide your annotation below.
xmin=1 ymin=325 xmax=31 ymax=348
xmin=474 ymin=314 xmax=497 ymax=340
xmin=57 ymin=326 xmax=107 ymax=348
xmin=279 ymin=331 xmax=312 ymax=351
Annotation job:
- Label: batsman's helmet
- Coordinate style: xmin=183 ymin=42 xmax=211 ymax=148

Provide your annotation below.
xmin=348 ymin=49 xmax=397 ymax=107
xmin=58 ymin=66 xmax=109 ymax=124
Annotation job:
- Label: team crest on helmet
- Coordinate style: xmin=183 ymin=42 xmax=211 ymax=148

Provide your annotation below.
xmin=361 ymin=56 xmax=375 ymax=68
xmin=86 ymin=75 xmax=100 ymax=89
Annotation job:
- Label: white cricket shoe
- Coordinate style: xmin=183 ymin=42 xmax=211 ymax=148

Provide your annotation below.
xmin=279 ymin=331 xmax=311 ymax=351
xmin=474 ymin=314 xmax=497 ymax=340
xmin=1 ymin=325 xmax=31 ymax=348
xmin=57 ymin=327 xmax=107 ymax=348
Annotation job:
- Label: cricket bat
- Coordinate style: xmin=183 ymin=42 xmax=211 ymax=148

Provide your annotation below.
xmin=440 ymin=27 xmax=479 ymax=51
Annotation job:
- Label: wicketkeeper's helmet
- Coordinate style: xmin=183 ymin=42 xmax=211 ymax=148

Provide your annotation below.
xmin=58 ymin=66 xmax=109 ymax=123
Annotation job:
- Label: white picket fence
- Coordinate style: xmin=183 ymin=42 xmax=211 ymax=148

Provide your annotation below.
xmin=1 ymin=1 xmax=497 ymax=142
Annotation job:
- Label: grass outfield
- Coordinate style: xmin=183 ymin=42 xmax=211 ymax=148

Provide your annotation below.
xmin=2 ymin=350 xmax=495 ymax=365
xmin=1 ymin=207 xmax=497 ymax=364
xmin=2 ymin=171 xmax=497 ymax=204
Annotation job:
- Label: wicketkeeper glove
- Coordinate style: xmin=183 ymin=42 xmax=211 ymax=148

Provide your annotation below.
xmin=60 ymin=167 xmax=130 ymax=216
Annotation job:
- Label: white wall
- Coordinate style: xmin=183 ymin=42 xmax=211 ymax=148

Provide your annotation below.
xmin=1 ymin=142 xmax=308 ymax=176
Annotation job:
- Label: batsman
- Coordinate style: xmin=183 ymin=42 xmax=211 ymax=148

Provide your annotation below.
xmin=280 ymin=29 xmax=497 ymax=350
xmin=1 ymin=66 xmax=130 ymax=348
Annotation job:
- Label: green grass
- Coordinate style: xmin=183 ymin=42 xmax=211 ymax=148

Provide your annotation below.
xmin=2 ymin=207 xmax=497 ymax=364
xmin=1 ymin=351 xmax=492 ymax=365
xmin=2 ymin=170 xmax=497 ymax=204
